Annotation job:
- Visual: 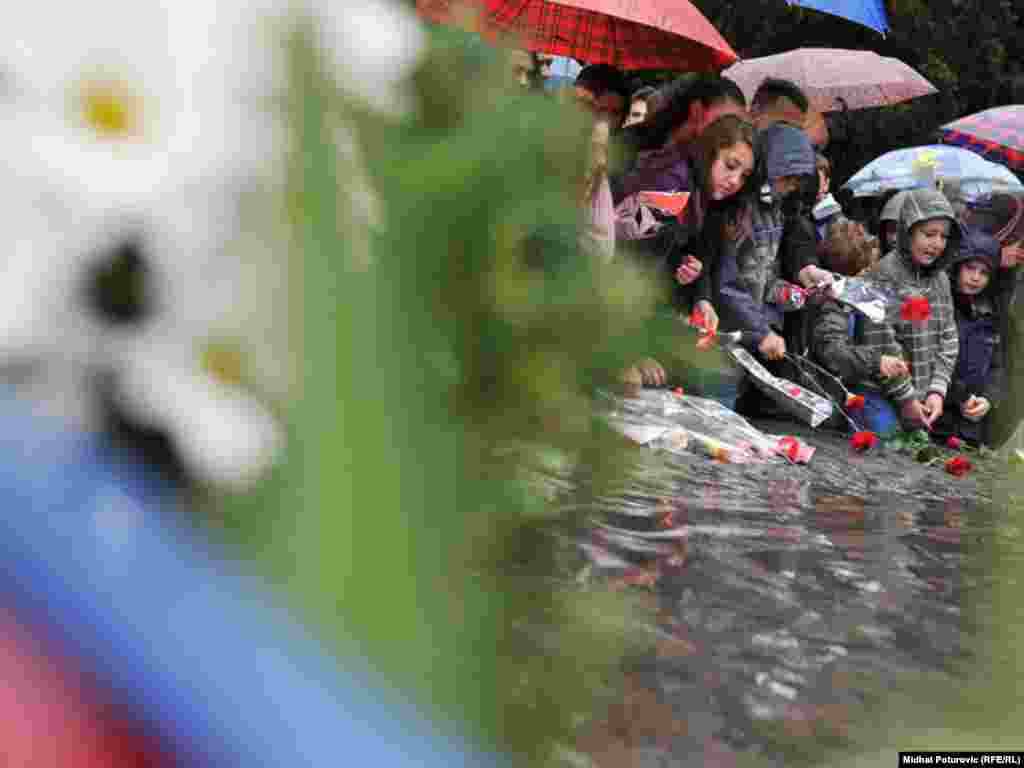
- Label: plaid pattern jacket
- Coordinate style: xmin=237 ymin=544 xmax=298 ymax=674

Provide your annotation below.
xmin=859 ymin=249 xmax=959 ymax=402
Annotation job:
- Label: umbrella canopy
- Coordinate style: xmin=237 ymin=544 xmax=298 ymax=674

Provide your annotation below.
xmin=943 ymin=181 xmax=1024 ymax=245
xmin=723 ymin=48 xmax=936 ymax=112
xmin=786 ymin=0 xmax=888 ymax=35
xmin=842 ymin=145 xmax=1023 ymax=200
xmin=417 ymin=0 xmax=738 ymax=71
xmin=940 ymin=105 xmax=1024 ymax=174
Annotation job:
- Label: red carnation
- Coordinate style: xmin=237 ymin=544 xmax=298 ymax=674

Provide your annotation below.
xmin=945 ymin=456 xmax=972 ymax=477
xmin=777 ymin=436 xmax=801 ymax=462
xmin=845 ymin=394 xmax=866 ymax=411
xmin=946 ymin=436 xmax=963 ymax=450
xmin=850 ymin=431 xmax=878 ymax=452
xmin=900 ymin=296 xmax=931 ymax=323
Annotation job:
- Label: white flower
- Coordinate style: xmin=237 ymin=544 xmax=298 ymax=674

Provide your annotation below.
xmin=0 ymin=0 xmax=261 ymax=210
xmin=311 ymin=0 xmax=426 ymax=114
xmin=80 ymin=182 xmax=288 ymax=490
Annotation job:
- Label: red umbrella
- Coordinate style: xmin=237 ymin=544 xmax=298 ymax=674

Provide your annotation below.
xmin=723 ymin=48 xmax=937 ymax=112
xmin=940 ymin=105 xmax=1024 ymax=174
xmin=417 ymin=0 xmax=738 ymax=72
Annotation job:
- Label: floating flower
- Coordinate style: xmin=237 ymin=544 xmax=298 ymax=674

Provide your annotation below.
xmin=850 ymin=431 xmax=878 ymax=452
xmin=845 ymin=394 xmax=865 ymax=411
xmin=945 ymin=456 xmax=972 ymax=477
xmin=900 ymin=296 xmax=931 ymax=323
xmin=946 ymin=436 xmax=963 ymax=450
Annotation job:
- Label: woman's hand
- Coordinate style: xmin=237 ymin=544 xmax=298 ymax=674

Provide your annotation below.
xmin=922 ymin=392 xmax=944 ymax=428
xmin=962 ymin=395 xmax=991 ymax=422
xmin=879 ymin=355 xmax=909 ymax=379
xmin=636 ymin=358 xmax=667 ymax=387
xmin=675 ymin=255 xmax=703 ymax=286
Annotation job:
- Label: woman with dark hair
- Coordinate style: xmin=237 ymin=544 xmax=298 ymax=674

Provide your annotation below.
xmin=610 ymin=74 xmax=748 ymax=202
xmin=617 ymin=114 xmax=756 ymax=402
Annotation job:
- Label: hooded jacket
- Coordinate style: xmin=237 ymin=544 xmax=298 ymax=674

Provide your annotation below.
xmin=857 ymin=188 xmax=961 ymax=402
xmin=946 ymin=230 xmax=1005 ymax=408
xmin=715 ymin=122 xmax=816 ymax=347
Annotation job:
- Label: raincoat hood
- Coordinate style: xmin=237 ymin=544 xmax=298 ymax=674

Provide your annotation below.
xmin=880 ymin=190 xmax=908 ymax=224
xmin=949 ymin=229 xmax=1000 ymax=280
xmin=896 ymin=188 xmax=961 ymax=272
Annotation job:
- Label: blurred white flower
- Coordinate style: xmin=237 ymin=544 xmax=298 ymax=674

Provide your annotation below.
xmin=0 ymin=0 xmax=265 ymax=210
xmin=76 ymin=181 xmax=288 ymax=490
xmin=312 ymin=0 xmax=426 ymax=114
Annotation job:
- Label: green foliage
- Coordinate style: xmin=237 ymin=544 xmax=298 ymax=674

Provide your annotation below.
xmin=211 ymin=21 xmax=707 ymax=765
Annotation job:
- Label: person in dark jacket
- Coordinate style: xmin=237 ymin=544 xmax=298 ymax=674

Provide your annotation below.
xmin=712 ymin=122 xmax=825 ymax=363
xmin=932 ymin=230 xmax=1005 ymax=444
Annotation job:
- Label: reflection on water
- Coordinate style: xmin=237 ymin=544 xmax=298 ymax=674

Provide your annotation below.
xmin=559 ymin=394 xmax=1003 ymax=766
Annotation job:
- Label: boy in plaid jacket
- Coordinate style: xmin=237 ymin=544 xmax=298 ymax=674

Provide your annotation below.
xmin=855 ymin=188 xmax=961 ymax=433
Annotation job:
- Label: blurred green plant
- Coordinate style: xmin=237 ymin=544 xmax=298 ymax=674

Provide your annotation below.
xmin=212 ymin=19 xmax=707 ymax=766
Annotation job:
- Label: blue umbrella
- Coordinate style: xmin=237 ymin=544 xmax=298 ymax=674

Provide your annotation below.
xmin=842 ymin=145 xmax=1023 ymax=200
xmin=787 ymin=0 xmax=889 ymax=35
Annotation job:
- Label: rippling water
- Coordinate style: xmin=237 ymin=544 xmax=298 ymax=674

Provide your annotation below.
xmin=556 ymin=392 xmax=1009 ymax=766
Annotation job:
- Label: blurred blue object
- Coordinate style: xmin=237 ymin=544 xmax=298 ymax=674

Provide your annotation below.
xmin=0 ymin=401 xmax=497 ymax=767
xmin=786 ymin=0 xmax=889 ymax=35
xmin=842 ymin=145 xmax=1024 ymax=200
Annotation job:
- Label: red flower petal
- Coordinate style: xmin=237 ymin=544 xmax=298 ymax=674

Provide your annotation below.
xmin=789 ymin=387 xmax=803 ymax=397
xmin=689 ymin=308 xmax=706 ymax=329
xmin=945 ymin=456 xmax=972 ymax=477
xmin=845 ymin=394 xmax=866 ymax=411
xmin=673 ymin=387 xmax=685 ymax=398
xmin=946 ymin=436 xmax=963 ymax=450
xmin=777 ymin=436 xmax=801 ymax=462
xmin=900 ymin=296 xmax=932 ymax=323
xmin=850 ymin=431 xmax=878 ymax=452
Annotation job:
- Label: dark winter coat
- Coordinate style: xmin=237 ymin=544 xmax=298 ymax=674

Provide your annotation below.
xmin=714 ymin=122 xmax=817 ymax=349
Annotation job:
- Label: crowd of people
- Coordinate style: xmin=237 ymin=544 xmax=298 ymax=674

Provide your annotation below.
xmin=515 ymin=54 xmax=1024 ymax=448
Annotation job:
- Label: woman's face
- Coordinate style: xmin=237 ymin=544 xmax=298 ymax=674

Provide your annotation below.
xmin=909 ymin=219 xmax=950 ymax=266
xmin=708 ymin=141 xmax=754 ymax=201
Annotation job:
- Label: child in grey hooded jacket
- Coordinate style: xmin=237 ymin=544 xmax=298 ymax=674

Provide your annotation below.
xmin=857 ymin=188 xmax=961 ymax=431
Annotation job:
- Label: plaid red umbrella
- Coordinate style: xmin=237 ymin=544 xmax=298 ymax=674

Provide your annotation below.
xmin=940 ymin=105 xmax=1024 ymax=174
xmin=416 ymin=0 xmax=738 ymax=72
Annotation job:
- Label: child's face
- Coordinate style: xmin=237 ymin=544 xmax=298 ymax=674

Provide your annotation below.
xmin=957 ymin=259 xmax=991 ymax=296
xmin=816 ymin=167 xmax=830 ymax=204
xmin=909 ymin=219 xmax=950 ymax=266
xmin=708 ymin=141 xmax=753 ymax=201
